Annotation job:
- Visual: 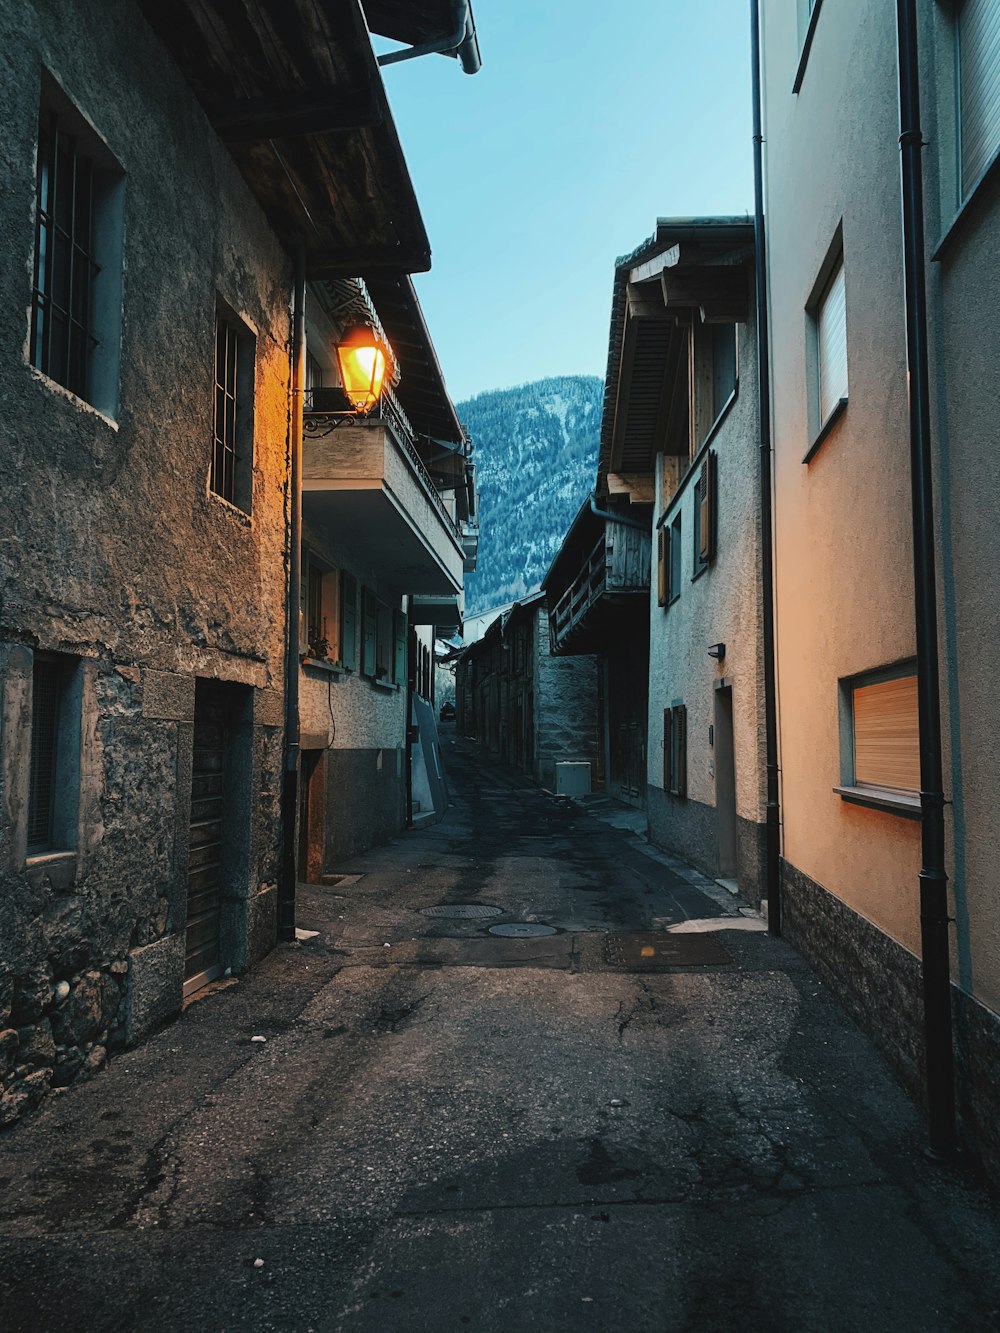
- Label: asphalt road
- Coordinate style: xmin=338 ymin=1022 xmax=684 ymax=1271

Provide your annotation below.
xmin=1 ymin=732 xmax=999 ymax=1331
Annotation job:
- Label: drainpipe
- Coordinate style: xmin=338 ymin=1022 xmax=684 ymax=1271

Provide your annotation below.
xmin=750 ymin=0 xmax=782 ymax=936
xmin=895 ymin=0 xmax=956 ymax=1160
xmin=279 ymin=246 xmax=305 ymax=943
xmin=589 ymin=493 xmax=647 ymax=531
xmin=377 ymin=1 xmax=481 ymax=75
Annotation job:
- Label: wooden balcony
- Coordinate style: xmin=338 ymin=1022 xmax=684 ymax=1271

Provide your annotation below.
xmin=302 ymin=404 xmax=464 ymax=597
xmin=549 ymin=520 xmax=650 ymax=655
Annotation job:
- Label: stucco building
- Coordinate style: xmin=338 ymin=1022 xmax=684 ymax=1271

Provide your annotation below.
xmin=0 ymin=0 xmax=479 ymax=1126
xmin=759 ymin=0 xmax=1000 ymax=1171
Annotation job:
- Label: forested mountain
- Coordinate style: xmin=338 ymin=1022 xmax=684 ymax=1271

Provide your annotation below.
xmin=459 ymin=375 xmax=603 ymax=615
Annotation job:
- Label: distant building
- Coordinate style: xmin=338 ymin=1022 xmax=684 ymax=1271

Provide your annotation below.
xmin=455 ymin=595 xmax=599 ymax=790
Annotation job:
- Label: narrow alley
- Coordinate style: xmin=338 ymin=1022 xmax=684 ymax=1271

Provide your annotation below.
xmin=1 ymin=735 xmax=998 ymax=1332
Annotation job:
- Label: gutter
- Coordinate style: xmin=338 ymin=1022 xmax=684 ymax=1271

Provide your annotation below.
xmin=895 ymin=0 xmax=956 ymax=1160
xmin=750 ymin=0 xmax=782 ymax=938
xmin=589 ymin=493 xmax=647 ymax=531
xmin=377 ymin=1 xmax=481 ymax=75
xmin=279 ymin=247 xmax=306 ymax=943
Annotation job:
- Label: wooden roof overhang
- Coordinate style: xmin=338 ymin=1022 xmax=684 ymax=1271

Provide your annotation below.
xmin=597 ymin=218 xmax=754 ymax=496
xmin=137 ymin=0 xmax=433 ymax=277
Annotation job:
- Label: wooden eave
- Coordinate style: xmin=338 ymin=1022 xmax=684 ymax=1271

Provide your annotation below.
xmin=597 ymin=219 xmax=754 ymax=494
xmin=364 ymin=275 xmax=464 ymax=444
xmin=138 ymin=0 xmax=431 ymax=276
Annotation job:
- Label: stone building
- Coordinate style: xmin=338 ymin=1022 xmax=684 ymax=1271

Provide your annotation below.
xmin=759 ymin=0 xmax=1000 ymax=1173
xmin=0 ymin=0 xmax=480 ymax=1126
xmin=456 ymin=595 xmax=599 ymax=791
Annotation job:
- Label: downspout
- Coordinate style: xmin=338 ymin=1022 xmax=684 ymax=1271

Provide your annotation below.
xmin=405 ymin=611 xmax=415 ymax=828
xmin=895 ymin=0 xmax=956 ymax=1160
xmin=750 ymin=0 xmax=782 ymax=936
xmin=279 ymin=246 xmax=305 ymax=943
xmin=589 ymin=492 xmax=647 ymax=531
xmin=377 ymin=1 xmax=481 ymax=75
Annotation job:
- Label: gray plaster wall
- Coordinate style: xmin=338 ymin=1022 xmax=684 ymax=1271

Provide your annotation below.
xmin=0 ymin=1 xmax=289 ymax=1125
xmin=533 ymin=609 xmax=599 ymax=790
xmin=645 ymin=314 xmax=766 ymax=899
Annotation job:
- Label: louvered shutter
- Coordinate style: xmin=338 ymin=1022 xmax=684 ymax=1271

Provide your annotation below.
xmin=663 ymin=707 xmax=673 ymax=791
xmin=361 ymin=588 xmax=377 ymax=677
xmin=698 ymin=451 xmax=716 ymax=564
xmin=340 ymin=572 xmax=358 ymax=670
xmin=959 ymin=0 xmax=1000 ymax=198
xmin=393 ymin=610 xmax=407 ymax=686
xmin=818 ymin=260 xmax=848 ymax=423
xmin=657 ymin=528 xmax=667 ymax=607
xmin=675 ymin=704 xmax=688 ymax=798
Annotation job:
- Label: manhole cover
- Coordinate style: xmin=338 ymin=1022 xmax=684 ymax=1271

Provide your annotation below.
xmin=488 ymin=922 xmax=558 ymax=938
xmin=604 ymin=931 xmax=732 ymax=970
xmin=420 ymin=903 xmax=503 ymax=919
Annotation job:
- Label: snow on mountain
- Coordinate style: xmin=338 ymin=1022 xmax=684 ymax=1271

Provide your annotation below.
xmin=458 ymin=375 xmax=603 ymax=616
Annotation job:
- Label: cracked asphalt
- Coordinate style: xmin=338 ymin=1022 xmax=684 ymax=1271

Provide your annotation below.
xmin=1 ymin=731 xmax=1000 ymax=1331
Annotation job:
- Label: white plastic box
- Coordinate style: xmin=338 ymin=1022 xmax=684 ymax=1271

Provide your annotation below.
xmin=555 ymin=761 xmax=592 ymax=797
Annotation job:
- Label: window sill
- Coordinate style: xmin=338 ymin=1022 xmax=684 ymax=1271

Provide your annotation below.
xmin=834 ymin=784 xmax=921 ymax=819
xmin=691 ymin=563 xmax=710 ymax=584
xmin=932 ymin=146 xmax=1000 ymax=263
xmin=803 ymin=396 xmax=847 ymax=464
xmin=24 ymin=850 xmax=78 ymax=889
xmin=302 ymin=656 xmax=348 ymax=677
xmin=27 ymin=364 xmax=120 ymax=429
xmin=371 ymin=678 xmax=400 ymax=693
xmin=207 ymin=489 xmax=253 ymax=527
xmin=792 ymin=0 xmax=825 ymax=94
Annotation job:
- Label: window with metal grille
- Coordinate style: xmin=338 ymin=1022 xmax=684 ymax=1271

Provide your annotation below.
xmin=30 ymin=78 xmax=124 ymax=416
xmin=28 ymin=658 xmax=62 ymax=853
xmin=211 ymin=308 xmax=255 ymax=512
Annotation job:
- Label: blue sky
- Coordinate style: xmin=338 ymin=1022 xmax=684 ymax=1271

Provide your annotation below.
xmin=375 ymin=2 xmax=754 ymax=404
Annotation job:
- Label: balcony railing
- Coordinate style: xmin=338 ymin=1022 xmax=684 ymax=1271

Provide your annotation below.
xmin=550 ymin=520 xmax=650 ymax=652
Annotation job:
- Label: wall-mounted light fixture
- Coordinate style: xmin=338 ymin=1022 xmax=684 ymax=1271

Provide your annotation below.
xmin=707 ymin=642 xmax=726 ymax=661
xmin=335 ymin=324 xmax=389 ymax=413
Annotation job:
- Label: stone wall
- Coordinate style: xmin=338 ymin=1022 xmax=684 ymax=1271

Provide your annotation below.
xmin=533 ymin=609 xmax=599 ymax=790
xmin=0 ymin=0 xmax=289 ymax=1126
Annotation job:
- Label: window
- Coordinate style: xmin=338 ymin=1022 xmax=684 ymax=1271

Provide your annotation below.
xmin=804 ymin=239 xmax=848 ymax=459
xmin=301 ymin=554 xmax=341 ymax=663
xmin=376 ymin=603 xmax=393 ymax=681
xmin=957 ymin=0 xmax=1000 ymax=200
xmin=211 ymin=305 xmax=255 ymax=512
xmin=669 ymin=513 xmax=682 ymax=599
xmin=837 ymin=664 xmax=920 ymax=813
xmin=692 ymin=450 xmax=717 ymax=576
xmin=690 ymin=323 xmax=738 ymax=455
xmin=30 ymin=75 xmax=124 ymax=416
xmin=662 ymin=704 xmax=688 ymax=797
xmin=27 ymin=654 xmax=81 ymax=856
xmin=361 ymin=587 xmax=378 ymax=678
xmin=393 ymin=610 xmax=407 ymax=686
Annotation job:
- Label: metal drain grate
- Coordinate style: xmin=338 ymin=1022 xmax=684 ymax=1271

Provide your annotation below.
xmin=605 ymin=931 xmax=733 ymax=970
xmin=488 ymin=922 xmax=558 ymax=938
xmin=420 ymin=903 xmax=503 ymax=919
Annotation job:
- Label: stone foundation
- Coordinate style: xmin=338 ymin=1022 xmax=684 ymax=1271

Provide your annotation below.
xmin=647 ymin=787 xmax=766 ymax=904
xmin=782 ymin=857 xmax=1000 ymax=1186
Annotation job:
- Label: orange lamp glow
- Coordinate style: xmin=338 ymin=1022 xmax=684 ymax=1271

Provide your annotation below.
xmin=335 ymin=325 xmax=389 ymax=412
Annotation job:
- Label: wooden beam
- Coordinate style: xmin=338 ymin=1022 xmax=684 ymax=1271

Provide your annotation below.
xmin=627 ymin=282 xmax=667 ymax=320
xmin=661 ymin=266 xmax=750 ymax=320
xmin=629 ymin=245 xmax=681 ymax=285
xmin=607 ymin=472 xmax=655 ymax=504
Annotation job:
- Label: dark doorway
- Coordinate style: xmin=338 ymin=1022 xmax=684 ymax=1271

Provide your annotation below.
xmin=299 ymin=748 xmax=325 ymax=884
xmin=714 ymin=685 xmax=738 ymax=880
xmin=186 ymin=681 xmax=228 ymax=994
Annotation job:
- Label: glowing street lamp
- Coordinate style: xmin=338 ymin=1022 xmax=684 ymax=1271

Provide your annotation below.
xmin=335 ymin=324 xmax=389 ymax=413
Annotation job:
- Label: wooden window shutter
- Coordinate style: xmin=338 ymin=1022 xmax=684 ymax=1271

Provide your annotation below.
xmin=853 ymin=673 xmax=919 ymax=790
xmin=663 ymin=707 xmax=673 ymax=792
xmin=698 ymin=451 xmax=717 ymax=564
xmin=675 ymin=704 xmax=688 ymax=797
xmin=393 ymin=610 xmax=407 ymax=686
xmin=657 ymin=528 xmax=667 ymax=607
xmin=340 ymin=572 xmax=358 ymax=670
xmin=361 ymin=587 xmax=377 ymax=677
